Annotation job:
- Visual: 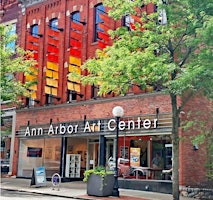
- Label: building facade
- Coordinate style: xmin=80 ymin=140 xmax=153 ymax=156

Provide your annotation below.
xmin=1 ymin=0 xmax=211 ymax=190
xmin=0 ymin=0 xmax=22 ymax=176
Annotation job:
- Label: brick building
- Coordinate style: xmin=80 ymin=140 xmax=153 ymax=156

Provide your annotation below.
xmin=0 ymin=0 xmax=22 ymax=176
xmin=1 ymin=0 xmax=211 ymax=192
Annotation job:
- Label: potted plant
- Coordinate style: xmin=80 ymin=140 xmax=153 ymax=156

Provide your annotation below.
xmin=83 ymin=166 xmax=115 ymax=197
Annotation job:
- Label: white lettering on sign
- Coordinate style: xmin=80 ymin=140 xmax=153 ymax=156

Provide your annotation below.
xmin=24 ymin=118 xmax=158 ymax=137
xmin=48 ymin=124 xmax=78 ymax=135
xmin=60 ymin=124 xmax=66 ymax=134
xmin=108 ymin=119 xmax=116 ymax=131
xmin=25 ymin=127 xmax=43 ymax=136
xmin=143 ymin=119 xmax=151 ymax=129
xmin=84 ymin=121 xmax=91 ymax=132
xmin=48 ymin=124 xmax=55 ymax=135
xmin=84 ymin=121 xmax=101 ymax=132
xmin=107 ymin=117 xmax=158 ymax=131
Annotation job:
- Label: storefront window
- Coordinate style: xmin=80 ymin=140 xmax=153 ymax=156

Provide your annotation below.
xmin=117 ymin=135 xmax=172 ymax=180
xmin=18 ymin=138 xmax=61 ymax=177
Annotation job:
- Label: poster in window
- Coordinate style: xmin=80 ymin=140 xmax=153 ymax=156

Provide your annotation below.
xmin=27 ymin=147 xmax=42 ymax=157
xmin=130 ymin=147 xmax=140 ymax=167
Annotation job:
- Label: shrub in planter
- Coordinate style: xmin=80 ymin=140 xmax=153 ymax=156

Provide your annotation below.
xmin=83 ymin=166 xmax=115 ymax=197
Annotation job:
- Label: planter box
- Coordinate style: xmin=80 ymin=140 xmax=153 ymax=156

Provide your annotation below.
xmin=87 ymin=173 xmax=114 ymax=196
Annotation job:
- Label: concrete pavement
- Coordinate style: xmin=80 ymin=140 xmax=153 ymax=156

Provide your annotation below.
xmin=0 ymin=176 xmax=192 ymax=200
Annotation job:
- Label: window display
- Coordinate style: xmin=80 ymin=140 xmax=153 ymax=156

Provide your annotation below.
xmin=18 ymin=138 xmax=61 ymax=177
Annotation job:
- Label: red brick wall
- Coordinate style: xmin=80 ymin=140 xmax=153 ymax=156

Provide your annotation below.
xmin=179 ymin=95 xmax=212 ymax=186
xmin=19 ymin=0 xmax=156 ymax=107
xmin=12 ymin=93 xmax=172 ymax=175
xmin=3 ymin=0 xmax=212 ymax=188
xmin=16 ymin=93 xmax=172 ymax=127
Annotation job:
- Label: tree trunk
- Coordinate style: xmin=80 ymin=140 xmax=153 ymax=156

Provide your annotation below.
xmin=170 ymin=93 xmax=180 ymax=200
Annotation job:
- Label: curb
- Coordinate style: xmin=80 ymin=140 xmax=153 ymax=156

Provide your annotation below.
xmin=1 ymin=187 xmax=95 ymax=200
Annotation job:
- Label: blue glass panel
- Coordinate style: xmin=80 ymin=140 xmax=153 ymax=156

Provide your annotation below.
xmin=32 ymin=25 xmax=39 ymax=36
xmin=72 ymin=12 xmax=80 ymax=24
xmin=6 ymin=24 xmax=16 ymax=52
xmin=94 ymin=4 xmax=105 ymax=41
xmin=50 ymin=18 xmax=58 ymax=31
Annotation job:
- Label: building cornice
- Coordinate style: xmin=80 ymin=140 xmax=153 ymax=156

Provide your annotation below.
xmin=19 ymin=0 xmax=45 ymax=14
xmin=16 ymin=92 xmax=168 ymax=113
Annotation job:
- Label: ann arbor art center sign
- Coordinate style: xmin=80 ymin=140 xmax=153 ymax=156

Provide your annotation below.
xmin=24 ymin=117 xmax=158 ymax=137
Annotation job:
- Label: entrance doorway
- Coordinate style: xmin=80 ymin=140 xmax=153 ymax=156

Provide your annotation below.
xmin=88 ymin=139 xmax=99 ymax=169
xmin=88 ymin=138 xmax=115 ymax=170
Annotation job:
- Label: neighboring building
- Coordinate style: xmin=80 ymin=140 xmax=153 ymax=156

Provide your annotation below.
xmin=1 ymin=0 xmax=211 ymax=192
xmin=0 ymin=0 xmax=21 ymax=176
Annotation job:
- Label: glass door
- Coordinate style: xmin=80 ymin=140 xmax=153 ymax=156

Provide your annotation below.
xmin=106 ymin=139 xmax=114 ymax=170
xmin=88 ymin=139 xmax=99 ymax=169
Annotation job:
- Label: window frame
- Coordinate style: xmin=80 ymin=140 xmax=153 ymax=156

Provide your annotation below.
xmin=94 ymin=3 xmax=105 ymax=42
xmin=70 ymin=11 xmax=81 ymax=47
xmin=122 ymin=15 xmax=134 ymax=31
xmin=5 ymin=23 xmax=16 ymax=52
xmin=67 ymin=90 xmax=77 ymax=103
xmin=50 ymin=18 xmax=58 ymax=31
xmin=31 ymin=24 xmax=39 ymax=37
xmin=71 ymin=11 xmax=80 ymax=24
xmin=46 ymin=94 xmax=54 ymax=105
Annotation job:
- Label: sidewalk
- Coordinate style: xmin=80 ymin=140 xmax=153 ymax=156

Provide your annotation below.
xmin=0 ymin=177 xmax=192 ymax=200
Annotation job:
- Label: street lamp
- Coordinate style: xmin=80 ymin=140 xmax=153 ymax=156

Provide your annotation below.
xmin=112 ymin=106 xmax=124 ymax=197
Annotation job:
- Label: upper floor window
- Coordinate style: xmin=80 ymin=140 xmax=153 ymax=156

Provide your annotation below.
xmin=26 ymin=97 xmax=35 ymax=107
xmin=5 ymin=23 xmax=16 ymax=52
xmin=31 ymin=24 xmax=39 ymax=37
xmin=123 ymin=15 xmax=134 ymax=31
xmin=50 ymin=18 xmax=58 ymax=31
xmin=71 ymin=11 xmax=80 ymax=24
xmin=157 ymin=0 xmax=168 ymax=25
xmin=94 ymin=3 xmax=105 ymax=42
xmin=46 ymin=94 xmax=54 ymax=105
xmin=67 ymin=90 xmax=77 ymax=103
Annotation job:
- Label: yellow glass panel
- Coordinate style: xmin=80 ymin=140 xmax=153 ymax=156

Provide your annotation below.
xmin=45 ymin=86 xmax=51 ymax=94
xmin=29 ymin=66 xmax=38 ymax=75
xmin=68 ymin=65 xmax=81 ymax=74
xmin=69 ymin=56 xmax=81 ymax=66
xmin=46 ymin=78 xmax=58 ymax=87
xmin=47 ymin=61 xmax=59 ymax=71
xmin=26 ymin=75 xmax=36 ymax=81
xmin=52 ymin=87 xmax=57 ymax=96
xmin=45 ymin=86 xmax=57 ymax=95
xmin=67 ymin=75 xmax=80 ymax=83
xmin=53 ymin=71 xmax=58 ymax=79
xmin=75 ymin=84 xmax=80 ymax=92
xmin=31 ymin=91 xmax=37 ymax=99
xmin=46 ymin=69 xmax=53 ymax=78
xmin=46 ymin=70 xmax=58 ymax=79
xmin=67 ymin=82 xmax=74 ymax=90
xmin=29 ymin=84 xmax=37 ymax=91
xmin=67 ymin=82 xmax=80 ymax=92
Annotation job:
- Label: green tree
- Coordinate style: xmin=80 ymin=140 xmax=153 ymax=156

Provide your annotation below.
xmin=0 ymin=24 xmax=37 ymax=104
xmin=70 ymin=1 xmax=213 ymax=199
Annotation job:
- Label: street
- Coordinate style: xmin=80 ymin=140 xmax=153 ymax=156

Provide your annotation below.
xmin=0 ymin=189 xmax=79 ymax=200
